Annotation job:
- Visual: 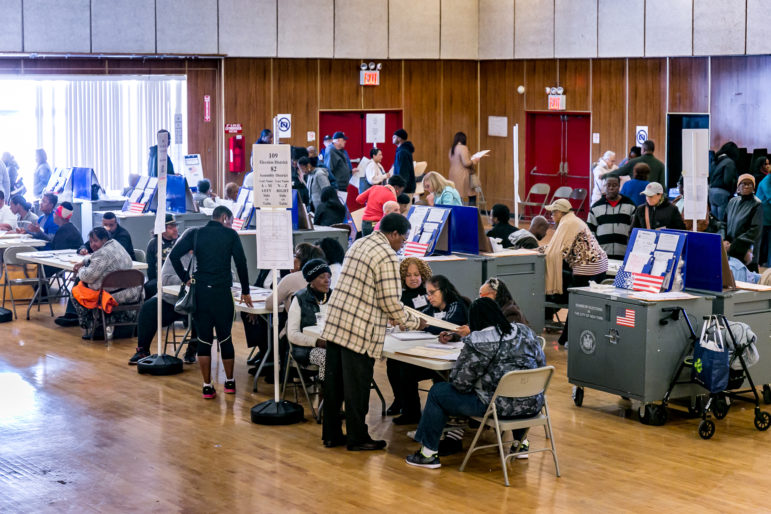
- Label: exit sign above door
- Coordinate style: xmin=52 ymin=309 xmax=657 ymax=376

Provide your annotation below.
xmin=548 ymin=95 xmax=566 ymax=111
xmin=360 ymin=70 xmax=380 ymax=86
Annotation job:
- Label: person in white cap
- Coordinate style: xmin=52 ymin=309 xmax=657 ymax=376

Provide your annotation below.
xmin=631 ymin=182 xmax=685 ymax=231
xmin=542 ymin=198 xmax=608 ymax=346
xmin=51 ymin=201 xmax=83 ymax=251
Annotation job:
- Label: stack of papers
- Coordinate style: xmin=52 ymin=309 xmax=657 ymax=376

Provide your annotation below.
xmin=391 ymin=331 xmax=436 ymax=341
xmin=396 ymin=346 xmax=460 ymax=361
xmin=629 ymin=291 xmax=698 ymax=302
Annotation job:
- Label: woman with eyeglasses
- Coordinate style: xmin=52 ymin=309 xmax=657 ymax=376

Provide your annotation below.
xmin=390 ymin=275 xmax=469 ymax=427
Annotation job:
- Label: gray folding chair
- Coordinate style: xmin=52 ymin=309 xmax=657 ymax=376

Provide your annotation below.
xmin=94 ymin=270 xmax=145 ymax=341
xmin=2 ymin=245 xmax=52 ymax=320
xmin=133 ymin=249 xmax=146 ymax=263
xmin=518 ymin=183 xmax=550 ymax=220
xmin=550 ymin=186 xmax=573 ymax=205
xmin=460 ymin=366 xmax=560 ymax=486
xmin=568 ymin=188 xmax=588 ymax=216
xmin=282 ymin=341 xmax=323 ymax=422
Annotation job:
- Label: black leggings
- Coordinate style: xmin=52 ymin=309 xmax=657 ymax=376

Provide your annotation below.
xmin=193 ymin=285 xmax=235 ymax=359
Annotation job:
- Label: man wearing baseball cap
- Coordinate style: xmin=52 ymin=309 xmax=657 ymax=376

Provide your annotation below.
xmin=51 ymin=201 xmax=83 ymax=251
xmin=392 ymin=129 xmax=416 ymax=196
xmin=725 ymin=173 xmax=763 ymax=271
xmin=144 ymin=213 xmax=179 ymax=298
xmin=631 ymin=182 xmax=686 ymax=230
xmin=324 ymin=131 xmax=352 ymax=201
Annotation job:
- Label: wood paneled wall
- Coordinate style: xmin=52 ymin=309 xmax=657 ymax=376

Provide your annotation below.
xmin=223 ymin=58 xmax=480 ymax=187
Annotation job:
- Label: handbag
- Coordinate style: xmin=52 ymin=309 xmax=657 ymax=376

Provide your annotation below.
xmin=469 ymin=169 xmax=482 ymax=191
xmin=692 ymin=315 xmax=730 ymax=393
xmin=174 ymin=229 xmax=198 ymax=315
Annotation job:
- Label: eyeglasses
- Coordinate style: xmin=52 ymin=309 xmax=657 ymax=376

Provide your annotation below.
xmin=426 ymin=288 xmax=439 ymax=297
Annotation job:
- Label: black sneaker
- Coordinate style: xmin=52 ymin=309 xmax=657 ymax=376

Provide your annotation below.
xmin=438 ymin=437 xmax=463 ymax=456
xmin=129 ymin=348 xmax=150 ymax=365
xmin=183 ymin=353 xmax=197 ymax=364
xmin=386 ymin=402 xmax=402 ymax=416
xmin=55 ymin=315 xmax=79 ymax=327
xmin=224 ymin=380 xmax=236 ymax=394
xmin=510 ymin=439 xmax=529 ymax=459
xmin=406 ymin=450 xmax=441 ymax=469
xmin=202 ymin=385 xmax=216 ymax=399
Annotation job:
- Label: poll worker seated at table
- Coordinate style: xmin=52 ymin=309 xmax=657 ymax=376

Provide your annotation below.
xmin=406 ymin=298 xmax=546 ymax=469
xmin=389 ymin=275 xmax=470 ymax=426
xmin=422 ymin=171 xmax=463 ymax=207
xmin=9 ymin=195 xmax=37 ymax=226
xmin=587 ymin=175 xmax=637 ymax=260
xmin=0 ymin=191 xmax=18 ymax=230
xmin=286 ymin=259 xmax=332 ymax=381
xmin=356 ymin=175 xmax=407 ymax=236
xmin=724 ymin=174 xmax=763 ymax=272
xmin=446 ymin=277 xmax=529 ymax=342
xmin=542 ymin=199 xmax=608 ymax=346
xmin=129 ymin=251 xmax=197 ymax=365
xmin=620 ymin=163 xmax=651 ymax=207
xmin=385 ymin=257 xmax=433 ymax=416
xmin=373 ymin=201 xmax=400 ymax=231
xmin=70 ymin=227 xmax=143 ymax=340
xmin=144 ymin=214 xmax=178 ymax=298
xmin=630 ymin=183 xmax=686 ymax=231
xmin=79 ymin=211 xmax=136 ymax=260
xmin=314 ymin=237 xmax=345 ymax=288
xmin=40 ymin=202 xmax=84 ymax=278
xmin=243 ymin=243 xmax=325 ymax=374
xmin=314 ymin=186 xmax=347 ymax=227
xmin=194 ymin=179 xmax=217 ymax=208
xmin=397 ymin=193 xmax=411 ymax=215
xmin=507 ymin=215 xmax=549 ymax=250
xmin=727 ymin=239 xmax=762 ymax=284
xmin=486 ymin=204 xmax=517 ymax=248
xmin=24 ymin=192 xmax=58 ymax=249
xmin=170 ymin=205 xmax=252 ymax=399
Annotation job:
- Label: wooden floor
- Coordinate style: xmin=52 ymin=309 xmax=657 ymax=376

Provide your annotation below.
xmin=1 ymin=301 xmax=770 ymax=512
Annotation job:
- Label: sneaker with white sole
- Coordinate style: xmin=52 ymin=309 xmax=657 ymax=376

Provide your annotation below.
xmin=406 ymin=450 xmax=441 ymax=469
xmin=511 ymin=439 xmax=529 ymax=459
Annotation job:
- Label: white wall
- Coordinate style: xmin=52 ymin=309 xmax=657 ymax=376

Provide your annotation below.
xmin=2 ymin=0 xmax=763 ymax=59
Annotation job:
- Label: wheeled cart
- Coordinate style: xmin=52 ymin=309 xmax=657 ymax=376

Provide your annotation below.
xmin=567 ymin=287 xmax=713 ymax=423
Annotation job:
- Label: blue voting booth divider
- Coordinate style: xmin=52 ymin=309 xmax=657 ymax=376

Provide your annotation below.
xmin=71 ymin=167 xmax=93 ymax=200
xmin=447 ymin=205 xmax=484 ymax=254
xmin=165 ymin=175 xmax=189 ymax=214
xmin=663 ymin=229 xmax=725 ymax=292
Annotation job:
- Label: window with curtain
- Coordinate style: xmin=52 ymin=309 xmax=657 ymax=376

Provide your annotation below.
xmin=0 ymin=75 xmax=187 ymax=193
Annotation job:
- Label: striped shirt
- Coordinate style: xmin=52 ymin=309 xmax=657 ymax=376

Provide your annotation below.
xmin=321 ymin=231 xmax=421 ymax=358
xmin=586 ymin=194 xmax=637 ymax=260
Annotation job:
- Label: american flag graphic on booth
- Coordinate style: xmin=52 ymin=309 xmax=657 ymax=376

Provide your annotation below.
xmin=128 ymin=202 xmax=145 ymax=213
xmin=403 ymin=241 xmax=429 ymax=257
xmin=616 ymin=308 xmax=636 ymax=327
xmin=231 ymin=218 xmax=244 ymax=230
xmin=614 ymin=270 xmax=665 ymax=293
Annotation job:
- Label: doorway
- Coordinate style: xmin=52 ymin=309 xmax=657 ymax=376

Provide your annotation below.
xmin=318 ymin=110 xmax=403 ymax=170
xmin=667 ymin=114 xmax=709 ymax=189
xmin=525 ymin=112 xmax=592 ymax=218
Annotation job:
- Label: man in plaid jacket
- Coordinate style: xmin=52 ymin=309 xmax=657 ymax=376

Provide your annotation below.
xmin=321 ymin=213 xmax=425 ymax=451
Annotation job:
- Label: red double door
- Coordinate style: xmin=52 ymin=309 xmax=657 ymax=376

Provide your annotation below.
xmin=525 ymin=112 xmax=591 ymax=218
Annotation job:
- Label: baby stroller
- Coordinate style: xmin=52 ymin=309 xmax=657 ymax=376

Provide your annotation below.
xmin=659 ymin=308 xmax=770 ymax=439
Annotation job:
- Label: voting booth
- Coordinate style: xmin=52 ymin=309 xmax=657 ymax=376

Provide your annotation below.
xmin=123 ymin=175 xmax=197 ymax=215
xmin=482 ymin=250 xmax=546 ymax=334
xmin=44 ymin=167 xmax=104 ymax=202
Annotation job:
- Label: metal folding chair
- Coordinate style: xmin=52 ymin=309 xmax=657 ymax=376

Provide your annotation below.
xmin=2 ymin=245 xmax=52 ymax=320
xmin=282 ymin=341 xmax=323 ymax=422
xmin=459 ymin=366 xmax=560 ymax=486
xmin=94 ymin=269 xmax=145 ymax=341
xmin=568 ymin=188 xmax=588 ymax=216
xmin=518 ymin=183 xmax=550 ymax=220
xmin=550 ymin=186 xmax=573 ymax=204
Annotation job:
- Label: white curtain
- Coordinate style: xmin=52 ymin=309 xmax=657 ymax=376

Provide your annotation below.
xmin=0 ymin=75 xmax=187 ymax=192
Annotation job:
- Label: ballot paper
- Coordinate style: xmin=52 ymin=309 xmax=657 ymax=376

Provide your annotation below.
xmin=404 ymin=306 xmax=461 ymax=331
xmin=391 ymin=331 xmax=437 ymax=341
xmin=396 ymin=346 xmax=461 ymax=361
xmin=471 ymin=150 xmax=490 ymax=161
xmin=426 ymin=342 xmax=464 ymax=350
xmin=656 ymin=233 xmax=679 ymax=252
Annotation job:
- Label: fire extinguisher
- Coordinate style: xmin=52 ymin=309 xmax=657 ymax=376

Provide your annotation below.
xmin=229 ymin=134 xmax=245 ymax=173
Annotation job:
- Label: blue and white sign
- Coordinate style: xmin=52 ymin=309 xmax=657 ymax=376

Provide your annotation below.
xmin=277 ymin=114 xmax=292 ymax=138
xmin=635 ymin=125 xmax=648 ymax=146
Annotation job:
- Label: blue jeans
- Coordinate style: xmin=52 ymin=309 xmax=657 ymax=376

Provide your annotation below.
xmin=709 ymin=187 xmax=731 ymax=222
xmin=414 ymin=382 xmax=487 ymax=452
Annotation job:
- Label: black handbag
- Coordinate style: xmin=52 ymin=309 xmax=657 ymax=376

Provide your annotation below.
xmin=174 ymin=229 xmax=198 ymax=315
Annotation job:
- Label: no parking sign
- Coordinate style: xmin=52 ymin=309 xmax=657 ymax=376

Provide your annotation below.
xmin=635 ymin=125 xmax=648 ymax=145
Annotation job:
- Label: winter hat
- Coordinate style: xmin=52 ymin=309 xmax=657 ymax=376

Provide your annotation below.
xmin=302 ymin=259 xmax=331 ymax=282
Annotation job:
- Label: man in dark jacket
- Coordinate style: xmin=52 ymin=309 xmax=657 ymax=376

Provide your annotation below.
xmin=604 ymin=140 xmax=665 ymax=190
xmin=324 ymin=131 xmax=351 ymax=199
xmin=724 ymin=174 xmax=763 ymax=271
xmin=631 ymin=182 xmax=686 ymax=230
xmin=50 ymin=202 xmax=83 ymax=251
xmin=144 ymin=213 xmax=179 ymax=298
xmin=79 ymin=211 xmax=136 ymax=260
xmin=709 ymin=141 xmax=739 ymax=222
xmin=393 ymin=129 xmax=416 ymax=196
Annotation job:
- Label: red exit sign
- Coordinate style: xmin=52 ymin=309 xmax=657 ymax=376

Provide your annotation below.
xmin=548 ymin=94 xmax=566 ymax=111
xmin=360 ymin=70 xmax=380 ymax=86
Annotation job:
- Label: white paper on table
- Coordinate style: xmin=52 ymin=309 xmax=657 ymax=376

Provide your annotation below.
xmin=629 ymin=291 xmax=699 ymax=301
xmin=426 ymin=208 xmax=446 ymax=223
xmin=426 ymin=342 xmax=464 ymax=350
xmin=656 ymin=233 xmax=680 ymax=252
xmin=471 ymin=150 xmax=490 ymax=161
xmin=624 ymin=253 xmax=649 ymax=273
xmin=391 ymin=331 xmax=437 ymax=341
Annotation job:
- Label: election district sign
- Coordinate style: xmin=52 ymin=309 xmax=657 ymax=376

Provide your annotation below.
xmin=253 ymin=144 xmax=292 ymax=208
xmin=635 ymin=125 xmax=648 ymax=146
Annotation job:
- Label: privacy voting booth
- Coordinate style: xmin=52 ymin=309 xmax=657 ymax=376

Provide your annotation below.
xmin=44 ymin=167 xmax=103 ymax=202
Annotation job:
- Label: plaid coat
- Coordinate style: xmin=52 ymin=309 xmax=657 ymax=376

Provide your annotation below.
xmin=321 ymin=231 xmax=420 ymax=358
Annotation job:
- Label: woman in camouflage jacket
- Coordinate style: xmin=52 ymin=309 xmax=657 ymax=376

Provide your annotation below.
xmin=406 ymin=297 xmax=546 ymax=469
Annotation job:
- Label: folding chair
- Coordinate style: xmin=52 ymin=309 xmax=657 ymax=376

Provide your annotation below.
xmin=518 ymin=183 xmax=550 ymax=220
xmin=550 ymin=186 xmax=573 ymax=205
xmin=94 ymin=270 xmax=145 ymax=341
xmin=164 ymin=317 xmax=193 ymax=357
xmin=459 ymin=366 xmax=560 ymax=486
xmin=568 ymin=188 xmax=588 ymax=216
xmin=133 ymin=249 xmax=146 ymax=263
xmin=2 ymin=245 xmax=52 ymax=320
xmin=282 ymin=341 xmax=323 ymax=422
